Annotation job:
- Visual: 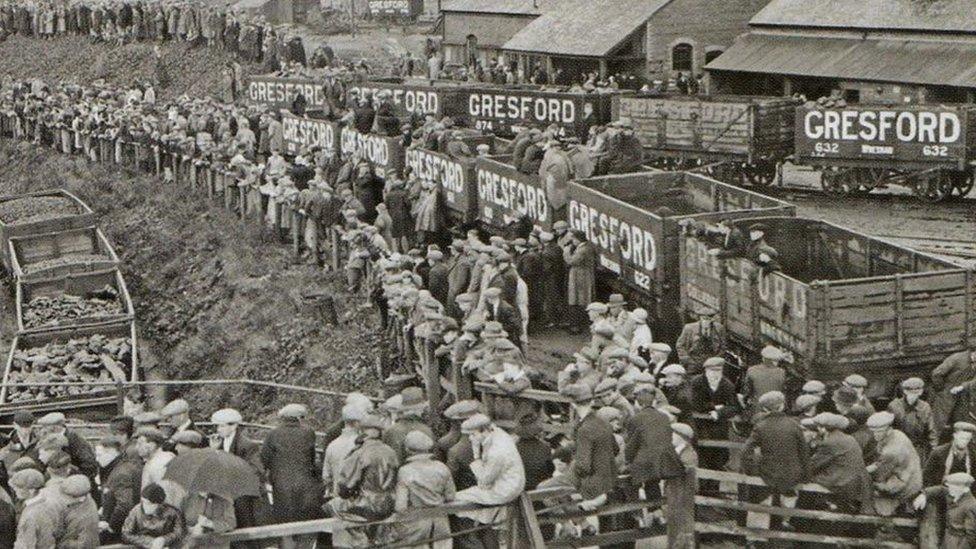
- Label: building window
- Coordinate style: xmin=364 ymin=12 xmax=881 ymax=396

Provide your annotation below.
xmin=466 ymin=35 xmax=478 ymax=67
xmin=705 ymin=49 xmax=723 ymax=65
xmin=672 ymin=43 xmax=693 ymax=72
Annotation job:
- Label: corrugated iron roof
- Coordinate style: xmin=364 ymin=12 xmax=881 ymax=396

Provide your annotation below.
xmin=706 ymin=33 xmax=976 ymax=88
xmin=502 ymin=0 xmax=671 ymax=57
xmin=751 ymin=0 xmax=976 ymax=34
xmin=440 ymin=0 xmax=545 ymax=15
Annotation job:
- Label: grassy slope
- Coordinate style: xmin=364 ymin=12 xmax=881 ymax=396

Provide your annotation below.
xmin=0 ymin=141 xmax=382 ymax=425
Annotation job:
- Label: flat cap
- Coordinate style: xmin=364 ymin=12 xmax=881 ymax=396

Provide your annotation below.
xmin=135 ymin=427 xmax=168 ymax=445
xmin=813 ymin=412 xmax=849 ymax=430
xmin=866 ymin=411 xmax=894 ymax=429
xmin=491 ymin=338 xmax=517 ymax=350
xmin=596 ymin=406 xmax=622 ymax=423
xmin=946 ymin=472 xmax=976 ymax=487
xmin=462 ymin=317 xmax=485 ymax=332
xmin=552 ymin=221 xmax=569 ymax=231
xmin=404 ymin=430 xmax=435 ymax=452
xmin=661 ymin=364 xmax=686 ymax=376
xmin=703 ymin=356 xmax=726 ymax=370
xmin=586 ymin=302 xmax=609 ymax=313
xmin=444 ymin=399 xmax=481 ymax=420
xmin=9 ymin=469 xmax=45 ymax=490
xmin=48 ymin=451 xmax=71 ymax=469
xmin=171 ymin=430 xmax=204 ymax=446
xmin=360 ymin=414 xmax=387 ymax=431
xmin=427 ymin=249 xmax=444 ymax=260
xmin=603 ymin=347 xmax=630 ymax=361
xmin=278 ymin=403 xmax=308 ymax=418
xmin=461 ymin=413 xmax=491 ymax=433
xmin=794 ymin=394 xmax=820 ymax=412
xmin=60 ymin=475 xmax=91 ymax=497
xmin=13 ymin=411 xmax=35 ymax=426
xmin=483 ymin=287 xmax=502 ymax=298
xmin=211 ymin=408 xmax=243 ymax=425
xmin=900 ymin=377 xmax=924 ymax=390
xmin=539 ymin=231 xmax=555 ymax=242
xmin=758 ymin=391 xmax=785 ymax=410
xmin=607 ymin=293 xmax=625 ymax=305
xmin=954 ymin=422 xmax=976 ymax=433
xmin=594 ymin=378 xmax=618 ymax=395
xmin=761 ymin=346 xmax=783 ymax=360
xmin=134 ymin=411 xmax=162 ymax=425
xmin=160 ymin=399 xmax=189 ymax=417
xmin=631 ymin=371 xmax=656 ymax=385
xmin=38 ymin=433 xmax=69 ymax=451
xmin=455 ymin=292 xmax=476 ymax=304
xmin=802 ymin=380 xmax=826 ymax=393
xmin=37 ymin=412 xmax=66 ymax=426
xmin=628 ymin=355 xmax=648 ymax=369
xmin=844 ymin=374 xmax=868 ymax=388
xmin=671 ymin=423 xmax=695 ymax=440
xmin=561 ymin=383 xmax=594 ymax=404
xmin=345 ymin=392 xmax=375 ymax=411
xmin=649 ymin=343 xmax=672 ymax=353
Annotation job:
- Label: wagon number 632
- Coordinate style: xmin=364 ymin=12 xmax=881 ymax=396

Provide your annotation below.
xmin=923 ymin=145 xmax=949 ymax=157
xmin=813 ymin=142 xmax=838 ymax=154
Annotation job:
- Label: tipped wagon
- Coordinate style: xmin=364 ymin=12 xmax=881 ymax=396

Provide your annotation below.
xmin=566 ymin=171 xmax=795 ymax=339
xmin=0 ymin=189 xmax=97 ymax=273
xmin=680 ymin=217 xmax=976 ymax=385
xmin=0 ymin=320 xmax=139 ymax=419
xmin=9 ymin=225 xmax=119 ymax=281
xmin=15 ymin=267 xmax=134 ymax=334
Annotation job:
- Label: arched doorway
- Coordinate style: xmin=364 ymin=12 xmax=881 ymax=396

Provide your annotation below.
xmin=672 ymin=43 xmax=693 ymax=73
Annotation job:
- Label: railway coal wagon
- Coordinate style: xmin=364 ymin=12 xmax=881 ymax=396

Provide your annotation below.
xmin=681 ymin=217 xmax=976 ymax=384
xmin=244 ymin=75 xmax=331 ymax=111
xmin=347 ymin=78 xmax=470 ymax=122
xmin=566 ymin=171 xmax=795 ymax=338
xmin=795 ymin=103 xmax=976 ymax=201
xmin=474 ymin=155 xmax=556 ymax=232
xmin=464 ymin=86 xmax=618 ymax=140
xmin=612 ymin=94 xmax=797 ymax=186
xmin=0 ymin=189 xmax=97 ymax=273
xmin=9 ymin=225 xmax=119 ymax=281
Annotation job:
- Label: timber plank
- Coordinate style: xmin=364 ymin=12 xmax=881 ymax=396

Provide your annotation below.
xmin=694 ymin=522 xmax=914 ymax=548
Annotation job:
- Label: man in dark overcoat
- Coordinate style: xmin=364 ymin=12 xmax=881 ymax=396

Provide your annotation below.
xmin=624 ymin=394 xmax=685 ymax=502
xmin=259 ymin=404 xmax=322 ymax=530
xmin=689 ymin=357 xmax=739 ymax=493
xmin=540 ymin=229 xmax=567 ymax=328
xmin=933 ymin=349 xmax=976 ymax=438
xmin=426 ymin=250 xmax=451 ymax=308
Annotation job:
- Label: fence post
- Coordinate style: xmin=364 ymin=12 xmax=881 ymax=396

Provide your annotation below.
xmin=292 ymin=210 xmax=303 ymax=260
xmin=424 ymin=339 xmax=442 ymax=431
xmin=666 ymin=473 xmax=697 ymax=549
xmin=116 ymin=381 xmax=125 ymax=414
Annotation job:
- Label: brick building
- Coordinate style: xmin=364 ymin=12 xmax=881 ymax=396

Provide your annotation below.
xmin=499 ymin=0 xmax=768 ymax=84
xmin=438 ymin=0 xmax=551 ymax=67
xmin=707 ymin=0 xmax=976 ymax=104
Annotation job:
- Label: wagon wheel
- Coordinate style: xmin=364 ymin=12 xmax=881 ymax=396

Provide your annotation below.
xmin=745 ymin=162 xmax=776 ymax=187
xmin=913 ymin=171 xmax=954 ymax=203
xmin=949 ymin=169 xmax=975 ymax=198
xmin=821 ymin=168 xmax=855 ymax=195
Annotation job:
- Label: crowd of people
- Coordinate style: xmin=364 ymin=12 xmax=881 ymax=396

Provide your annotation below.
xmin=0 ymin=39 xmax=974 ymax=549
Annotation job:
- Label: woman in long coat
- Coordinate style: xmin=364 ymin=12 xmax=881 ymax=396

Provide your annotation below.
xmin=394 ymin=431 xmax=456 ymax=549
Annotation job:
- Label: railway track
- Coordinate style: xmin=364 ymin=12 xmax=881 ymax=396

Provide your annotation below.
xmin=875 ymin=234 xmax=976 ymax=260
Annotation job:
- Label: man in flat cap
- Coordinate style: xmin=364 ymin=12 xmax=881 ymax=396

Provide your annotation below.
xmin=842 ymin=374 xmax=875 ymax=413
xmin=121 ymin=484 xmax=185 ymax=547
xmin=741 ymin=391 xmax=808 ymax=528
xmin=914 ymin=472 xmax=976 ymax=549
xmin=60 ymin=474 xmax=99 ymax=548
xmin=481 ymin=286 xmax=523 ymax=351
xmin=11 ymin=469 xmax=60 ymax=548
xmin=563 ymin=229 xmax=597 ymax=335
xmin=95 ymin=435 xmax=143 ymax=543
xmin=865 ymin=411 xmax=923 ymax=517
xmin=134 ymin=427 xmax=173 ymax=493
xmin=393 ymin=430 xmax=456 ymax=548
xmin=211 ymin=408 xmax=263 ymax=536
xmin=807 ymin=413 xmax=872 ymax=514
xmin=159 ymin=398 xmax=194 ymax=438
xmin=540 ymin=226 xmax=568 ymax=329
xmin=624 ymin=385 xmax=684 ymax=507
xmin=328 ymin=414 xmax=399 ymax=547
xmin=676 ymin=305 xmax=726 ymax=376
xmin=740 ymin=346 xmax=788 ymax=420
xmin=383 ymin=387 xmax=435 ymax=462
xmin=925 ymin=422 xmax=976 ymax=490
xmin=1 ymin=411 xmax=38 ymax=473
xmin=260 ymin=404 xmax=321 ymax=532
xmin=690 ymin=357 xmax=740 ymax=493
xmin=646 ymin=342 xmax=673 ymax=384
xmin=888 ymin=377 xmax=938 ymax=463
xmin=36 ymin=412 xmax=98 ymax=498
xmin=454 ymin=413 xmax=525 ymax=548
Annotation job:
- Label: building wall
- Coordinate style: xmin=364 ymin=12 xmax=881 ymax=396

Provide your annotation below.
xmin=645 ymin=0 xmax=769 ymax=80
xmin=442 ymin=12 xmax=538 ymax=49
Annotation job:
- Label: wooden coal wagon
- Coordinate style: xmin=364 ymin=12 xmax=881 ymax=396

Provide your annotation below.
xmin=794 ymin=103 xmax=976 ymax=201
xmin=0 ymin=320 xmax=139 ymax=419
xmin=0 ymin=189 xmax=97 ymax=273
xmin=681 ymin=217 xmax=976 ymax=384
xmin=15 ymin=267 xmax=135 ymax=334
xmin=9 ymin=225 xmax=119 ymax=281
xmin=612 ymin=94 xmax=798 ymax=186
xmin=566 ymin=171 xmax=795 ymax=340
